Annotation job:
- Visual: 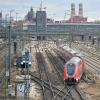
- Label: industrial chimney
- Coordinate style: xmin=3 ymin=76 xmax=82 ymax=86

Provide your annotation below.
xmin=79 ymin=3 xmax=83 ymax=16
xmin=71 ymin=3 xmax=75 ymax=17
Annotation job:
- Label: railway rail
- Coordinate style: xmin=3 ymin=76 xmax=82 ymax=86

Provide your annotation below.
xmin=35 ymin=47 xmax=54 ymax=100
xmin=46 ymin=49 xmax=85 ymax=100
xmin=72 ymin=42 xmax=100 ymax=61
xmin=35 ymin=46 xmax=75 ymax=100
xmin=30 ymin=73 xmax=73 ymax=100
xmin=0 ymin=41 xmax=89 ymax=100
xmin=55 ymin=47 xmax=96 ymax=82
xmin=70 ymin=43 xmax=100 ymax=74
xmin=33 ymin=45 xmax=78 ymax=100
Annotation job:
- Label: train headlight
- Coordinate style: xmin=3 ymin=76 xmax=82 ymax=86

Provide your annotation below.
xmin=76 ymin=78 xmax=78 ymax=81
xmin=21 ymin=62 xmax=23 ymax=65
xmin=21 ymin=61 xmax=25 ymax=65
xmin=23 ymin=61 xmax=25 ymax=63
xmin=29 ymin=62 xmax=31 ymax=65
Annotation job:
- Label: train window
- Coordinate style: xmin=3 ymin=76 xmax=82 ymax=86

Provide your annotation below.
xmin=22 ymin=55 xmax=29 ymax=61
xmin=22 ymin=55 xmax=26 ymax=60
xmin=67 ymin=63 xmax=75 ymax=76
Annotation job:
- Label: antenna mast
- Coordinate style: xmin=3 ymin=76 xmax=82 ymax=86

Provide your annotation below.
xmin=40 ymin=0 xmax=43 ymax=11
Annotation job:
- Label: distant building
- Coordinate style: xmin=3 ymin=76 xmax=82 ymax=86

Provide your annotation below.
xmin=79 ymin=3 xmax=83 ymax=17
xmin=69 ymin=16 xmax=87 ymax=23
xmin=36 ymin=11 xmax=47 ymax=32
xmin=69 ymin=3 xmax=87 ymax=23
xmin=71 ymin=3 xmax=76 ymax=17
xmin=47 ymin=18 xmax=54 ymax=23
xmin=13 ymin=20 xmax=24 ymax=30
xmin=25 ymin=7 xmax=36 ymax=22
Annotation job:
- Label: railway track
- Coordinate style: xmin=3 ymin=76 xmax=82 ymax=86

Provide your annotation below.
xmin=72 ymin=42 xmax=100 ymax=61
xmin=13 ymin=41 xmax=85 ymax=100
xmin=45 ymin=50 xmax=64 ymax=84
xmin=46 ymin=49 xmax=85 ymax=100
xmin=35 ymin=47 xmax=54 ymax=100
xmin=70 ymin=43 xmax=100 ymax=74
xmin=30 ymin=73 xmax=73 ymax=100
xmin=35 ymin=46 xmax=72 ymax=100
xmin=32 ymin=45 xmax=74 ymax=100
xmin=55 ymin=47 xmax=95 ymax=83
xmin=45 ymin=50 xmax=73 ymax=100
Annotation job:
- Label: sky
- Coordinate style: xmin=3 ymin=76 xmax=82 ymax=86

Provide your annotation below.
xmin=0 ymin=0 xmax=100 ymax=21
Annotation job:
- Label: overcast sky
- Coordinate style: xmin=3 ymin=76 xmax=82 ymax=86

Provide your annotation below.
xmin=0 ymin=0 xmax=100 ymax=21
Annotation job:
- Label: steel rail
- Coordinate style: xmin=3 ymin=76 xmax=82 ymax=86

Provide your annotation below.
xmin=52 ymin=49 xmax=85 ymax=100
xmin=35 ymin=46 xmax=55 ymax=100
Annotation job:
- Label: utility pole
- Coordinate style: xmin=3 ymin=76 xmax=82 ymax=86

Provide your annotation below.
xmin=5 ymin=14 xmax=9 ymax=41
xmin=40 ymin=0 xmax=42 ymax=11
xmin=16 ymin=12 xmax=18 ymax=38
xmin=8 ymin=11 xmax=11 ymax=85
xmin=64 ymin=11 xmax=66 ymax=21
xmin=4 ymin=13 xmax=9 ymax=100
xmin=69 ymin=33 xmax=71 ymax=48
xmin=97 ymin=33 xmax=100 ymax=52
xmin=8 ymin=10 xmax=14 ymax=97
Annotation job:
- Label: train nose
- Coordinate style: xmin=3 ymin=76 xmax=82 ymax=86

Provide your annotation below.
xmin=65 ymin=78 xmax=76 ymax=85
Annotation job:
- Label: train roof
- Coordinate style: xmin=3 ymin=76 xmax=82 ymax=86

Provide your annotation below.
xmin=62 ymin=45 xmax=83 ymax=57
xmin=66 ymin=57 xmax=81 ymax=65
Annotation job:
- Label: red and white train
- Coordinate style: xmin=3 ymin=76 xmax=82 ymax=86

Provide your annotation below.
xmin=64 ymin=56 xmax=85 ymax=84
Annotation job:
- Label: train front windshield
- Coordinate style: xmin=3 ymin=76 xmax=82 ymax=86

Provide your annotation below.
xmin=22 ymin=55 xmax=29 ymax=61
xmin=67 ymin=63 xmax=75 ymax=76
